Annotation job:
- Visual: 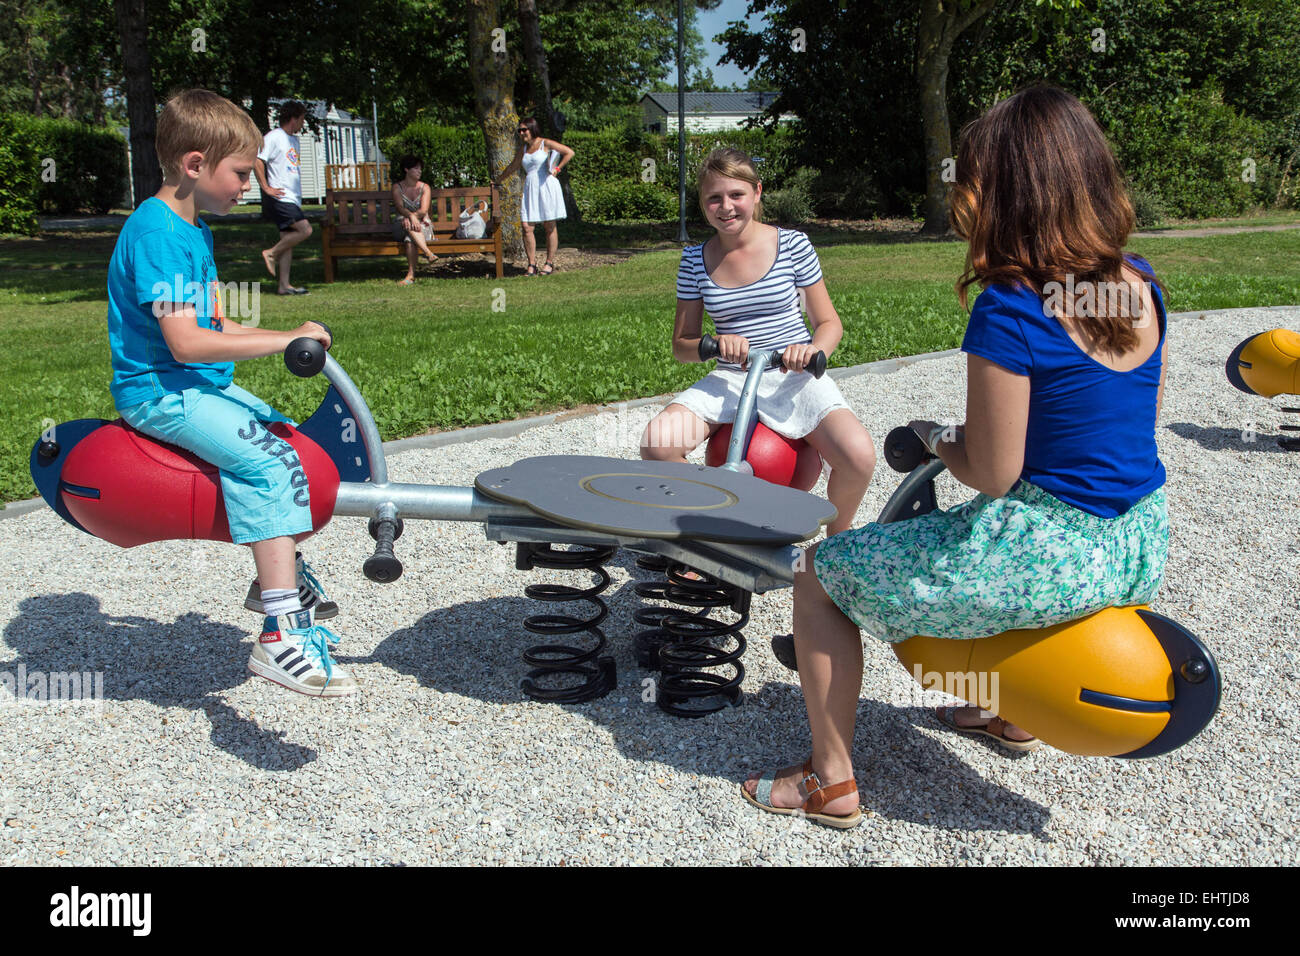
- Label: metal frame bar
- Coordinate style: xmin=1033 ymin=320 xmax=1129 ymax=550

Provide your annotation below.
xmin=317 ymin=344 xmax=806 ymax=592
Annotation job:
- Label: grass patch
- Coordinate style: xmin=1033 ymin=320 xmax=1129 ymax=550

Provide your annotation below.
xmin=1 ymin=221 xmax=1299 ymax=504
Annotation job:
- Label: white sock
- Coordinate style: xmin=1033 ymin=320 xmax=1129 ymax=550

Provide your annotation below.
xmin=261 ymin=587 xmax=302 ymax=617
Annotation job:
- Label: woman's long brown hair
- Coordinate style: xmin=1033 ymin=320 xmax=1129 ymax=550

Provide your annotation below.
xmin=951 ymin=85 xmax=1159 ymax=353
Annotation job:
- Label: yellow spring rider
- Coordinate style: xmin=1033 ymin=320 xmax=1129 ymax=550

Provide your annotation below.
xmin=875 ymin=427 xmax=1220 ymax=759
xmin=1226 ymin=328 xmax=1300 ymax=448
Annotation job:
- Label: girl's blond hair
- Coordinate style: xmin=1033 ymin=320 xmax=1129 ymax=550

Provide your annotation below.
xmin=697 ymin=148 xmax=763 ymax=221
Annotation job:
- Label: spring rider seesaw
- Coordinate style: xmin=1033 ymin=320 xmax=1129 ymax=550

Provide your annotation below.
xmin=31 ymin=327 xmax=833 ymax=716
xmin=1226 ymin=328 xmax=1300 ymax=448
xmin=847 ymin=427 xmax=1220 ymax=758
xmin=30 ymin=329 xmax=1219 ymax=755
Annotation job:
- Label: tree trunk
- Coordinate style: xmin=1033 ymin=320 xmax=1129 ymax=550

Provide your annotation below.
xmin=916 ymin=0 xmax=994 ymax=235
xmin=92 ymin=74 xmax=105 ymax=125
xmin=517 ymin=0 xmax=580 ymax=221
xmin=250 ymin=92 xmax=271 ymax=135
xmin=58 ymin=63 xmax=73 ymax=118
xmin=114 ymin=0 xmax=162 ymax=205
xmin=27 ymin=46 xmax=42 ymax=115
xmin=468 ymin=0 xmax=525 ymax=261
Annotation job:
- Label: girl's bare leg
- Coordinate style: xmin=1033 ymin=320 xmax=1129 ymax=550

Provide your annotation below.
xmin=250 ymin=536 xmax=296 ymax=593
xmin=743 ymin=544 xmax=861 ymax=814
xmin=804 ymin=408 xmax=876 ymax=536
xmin=639 ymin=403 xmax=715 ymax=462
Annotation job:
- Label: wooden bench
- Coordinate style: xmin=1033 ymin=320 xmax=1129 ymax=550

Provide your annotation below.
xmin=321 ymin=184 xmax=504 ymax=281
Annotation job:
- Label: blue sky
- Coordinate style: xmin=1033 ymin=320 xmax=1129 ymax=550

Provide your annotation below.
xmin=695 ymin=0 xmax=769 ymax=88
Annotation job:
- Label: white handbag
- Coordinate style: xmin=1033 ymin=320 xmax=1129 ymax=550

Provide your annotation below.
xmin=455 ymin=199 xmax=489 ymax=239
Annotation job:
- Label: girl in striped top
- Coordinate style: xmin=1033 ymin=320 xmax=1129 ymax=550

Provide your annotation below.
xmin=639 ymin=148 xmax=875 ymax=536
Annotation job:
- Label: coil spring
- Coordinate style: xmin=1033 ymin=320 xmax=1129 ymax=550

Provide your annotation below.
xmin=1280 ymin=406 xmax=1300 ymax=449
xmin=517 ymin=543 xmax=617 ymax=703
xmin=633 ymin=555 xmax=748 ymax=718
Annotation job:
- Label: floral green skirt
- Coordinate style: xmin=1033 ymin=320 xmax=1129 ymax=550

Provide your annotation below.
xmin=813 ymin=482 xmax=1168 ymax=644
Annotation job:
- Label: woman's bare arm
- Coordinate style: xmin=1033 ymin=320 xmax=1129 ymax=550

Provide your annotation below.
xmin=494 ymin=144 xmax=524 ymax=183
xmin=550 ymin=141 xmax=575 ymax=172
xmin=800 ymin=279 xmax=843 ymax=358
xmin=920 ymin=355 xmax=1030 ymax=497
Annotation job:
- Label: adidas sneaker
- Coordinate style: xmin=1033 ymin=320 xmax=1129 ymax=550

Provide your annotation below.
xmin=248 ymin=609 xmax=357 ymax=697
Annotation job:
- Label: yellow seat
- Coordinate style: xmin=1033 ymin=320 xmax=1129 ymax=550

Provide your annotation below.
xmin=894 ymin=607 xmax=1217 ymax=757
xmin=1226 ymin=328 xmax=1300 ymax=397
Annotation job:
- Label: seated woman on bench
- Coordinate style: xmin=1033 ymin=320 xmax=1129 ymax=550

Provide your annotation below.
xmin=391 ymin=154 xmax=437 ymax=284
xmin=741 ymin=84 xmax=1170 ymax=828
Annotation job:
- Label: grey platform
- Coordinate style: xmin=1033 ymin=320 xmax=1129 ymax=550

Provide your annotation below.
xmin=475 ymin=456 xmax=835 ymax=545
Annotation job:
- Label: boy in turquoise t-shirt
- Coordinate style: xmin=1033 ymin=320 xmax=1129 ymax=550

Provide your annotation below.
xmin=107 ymin=88 xmax=355 ymax=697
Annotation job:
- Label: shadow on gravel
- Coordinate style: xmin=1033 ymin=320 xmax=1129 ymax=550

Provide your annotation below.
xmin=358 ymin=551 xmax=1049 ymax=837
xmin=3 ymin=593 xmax=317 ymax=771
xmin=1166 ymin=422 xmax=1296 ymax=452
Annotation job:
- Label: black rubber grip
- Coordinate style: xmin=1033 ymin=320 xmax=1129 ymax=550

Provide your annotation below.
xmin=884 ymin=425 xmax=934 ymax=473
xmin=284 ymin=337 xmax=326 ymax=378
xmin=699 ymin=334 xmax=826 ymax=378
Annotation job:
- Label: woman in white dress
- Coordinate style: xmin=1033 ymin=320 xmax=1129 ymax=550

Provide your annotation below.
xmin=493 ymin=117 xmax=574 ymax=275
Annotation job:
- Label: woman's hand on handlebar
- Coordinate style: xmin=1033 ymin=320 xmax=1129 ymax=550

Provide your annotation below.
xmin=780 ymin=343 xmax=819 ymax=374
xmin=909 ymin=419 xmax=961 ymax=455
xmin=715 ymin=334 xmax=750 ymax=367
xmin=295 ymin=321 xmax=332 ymax=350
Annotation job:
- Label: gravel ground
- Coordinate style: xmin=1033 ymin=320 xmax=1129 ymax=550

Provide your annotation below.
xmin=1 ymin=306 xmax=1297 ymax=866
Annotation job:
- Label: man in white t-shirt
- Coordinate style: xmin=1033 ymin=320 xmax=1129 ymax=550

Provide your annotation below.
xmin=255 ymin=101 xmax=313 ymax=295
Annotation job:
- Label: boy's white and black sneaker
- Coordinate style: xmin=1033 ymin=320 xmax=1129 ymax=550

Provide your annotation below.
xmin=245 ymin=552 xmax=339 ymax=620
xmin=248 ymin=609 xmax=357 ymax=697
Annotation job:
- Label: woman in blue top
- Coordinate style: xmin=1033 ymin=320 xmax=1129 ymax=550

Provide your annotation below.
xmin=742 ymin=86 xmax=1169 ymax=827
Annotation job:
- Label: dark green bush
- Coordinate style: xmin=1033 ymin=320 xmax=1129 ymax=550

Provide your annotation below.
xmin=575 ymin=179 xmax=677 ymax=223
xmin=0 ymin=115 xmax=39 ymax=235
xmin=565 ymin=128 xmax=650 ymax=185
xmin=1128 ymin=184 xmax=1170 ymax=228
xmin=382 ymin=121 xmax=488 ymax=187
xmin=1113 ymin=86 xmax=1275 ymax=220
xmin=810 ymin=167 xmax=886 ymax=219
xmin=762 ymin=166 xmax=817 ymax=224
xmin=8 ymin=116 xmax=128 ymax=215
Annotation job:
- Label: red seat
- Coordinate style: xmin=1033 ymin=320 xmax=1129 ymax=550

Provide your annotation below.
xmin=706 ymin=422 xmax=823 ymax=491
xmin=59 ymin=420 xmax=339 ymax=548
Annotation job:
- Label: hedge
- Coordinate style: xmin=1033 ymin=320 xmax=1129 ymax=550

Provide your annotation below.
xmin=0 ymin=115 xmax=39 ymax=235
xmin=1112 ymin=87 xmax=1277 ymax=220
xmin=6 ymin=116 xmax=128 ymax=215
xmin=575 ymin=179 xmax=678 ymax=223
xmin=380 ymin=121 xmax=488 ymax=188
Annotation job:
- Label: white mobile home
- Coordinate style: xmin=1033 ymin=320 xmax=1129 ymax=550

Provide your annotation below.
xmin=640 ymin=91 xmax=794 ymax=133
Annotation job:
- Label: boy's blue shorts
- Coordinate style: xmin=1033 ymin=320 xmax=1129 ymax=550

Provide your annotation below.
xmin=118 ymin=383 xmax=313 ymax=544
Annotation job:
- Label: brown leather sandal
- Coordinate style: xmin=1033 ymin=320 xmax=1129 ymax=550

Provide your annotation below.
xmin=740 ymin=759 xmax=862 ymax=829
xmin=934 ymin=705 xmax=1041 ymax=753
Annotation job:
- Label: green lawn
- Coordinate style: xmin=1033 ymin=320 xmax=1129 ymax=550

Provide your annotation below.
xmin=2 ymin=218 xmax=1299 ymax=504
